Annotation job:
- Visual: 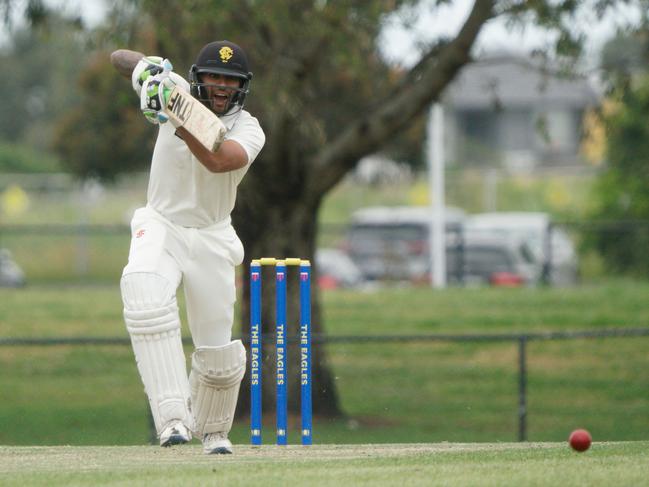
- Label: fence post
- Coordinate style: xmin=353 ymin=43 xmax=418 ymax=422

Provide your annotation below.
xmin=518 ymin=336 xmax=528 ymax=441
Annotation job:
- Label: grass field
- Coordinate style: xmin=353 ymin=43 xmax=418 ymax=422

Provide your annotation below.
xmin=1 ymin=281 xmax=648 ymax=447
xmin=1 ymin=442 xmax=648 ymax=486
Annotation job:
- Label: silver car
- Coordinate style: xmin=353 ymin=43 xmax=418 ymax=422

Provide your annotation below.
xmin=315 ymin=248 xmax=365 ymax=289
xmin=464 ymin=212 xmax=578 ymax=286
xmin=0 ymin=248 xmax=26 ymax=287
xmin=448 ymin=233 xmax=540 ymax=287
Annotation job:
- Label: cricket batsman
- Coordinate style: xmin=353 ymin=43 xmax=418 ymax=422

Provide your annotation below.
xmin=111 ymin=40 xmax=265 ymax=454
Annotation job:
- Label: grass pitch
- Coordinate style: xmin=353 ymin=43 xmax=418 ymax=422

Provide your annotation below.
xmin=2 ymin=282 xmax=649 ymax=446
xmin=1 ymin=442 xmax=647 ymax=486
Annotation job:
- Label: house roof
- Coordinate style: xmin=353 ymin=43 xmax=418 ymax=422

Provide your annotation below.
xmin=443 ymin=55 xmax=599 ymax=110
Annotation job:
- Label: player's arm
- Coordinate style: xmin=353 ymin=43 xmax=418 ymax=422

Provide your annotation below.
xmin=176 ymin=127 xmax=249 ymax=173
xmin=110 ymin=49 xmax=145 ymax=79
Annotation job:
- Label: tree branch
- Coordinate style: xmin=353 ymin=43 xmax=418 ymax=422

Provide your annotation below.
xmin=309 ymin=0 xmax=495 ymax=198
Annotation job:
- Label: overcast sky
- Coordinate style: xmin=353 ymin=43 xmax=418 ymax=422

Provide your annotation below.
xmin=3 ymin=0 xmax=644 ymax=68
xmin=379 ymin=0 xmax=644 ymax=68
xmin=44 ymin=0 xmax=108 ymax=26
xmin=0 ymin=0 xmax=108 ymax=44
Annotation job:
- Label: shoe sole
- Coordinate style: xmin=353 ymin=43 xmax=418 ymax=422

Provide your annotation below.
xmin=204 ymin=447 xmax=232 ymax=455
xmin=161 ymin=435 xmax=190 ymax=447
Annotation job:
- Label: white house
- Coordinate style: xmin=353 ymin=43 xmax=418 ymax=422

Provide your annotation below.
xmin=442 ymin=55 xmax=600 ymax=171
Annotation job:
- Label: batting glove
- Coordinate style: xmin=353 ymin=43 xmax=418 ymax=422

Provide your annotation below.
xmin=140 ymin=61 xmax=174 ymax=125
xmin=131 ymin=56 xmax=171 ymax=95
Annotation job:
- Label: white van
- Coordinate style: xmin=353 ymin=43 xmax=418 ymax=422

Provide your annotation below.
xmin=464 ymin=212 xmax=579 ymax=286
xmin=344 ymin=206 xmax=465 ymax=283
xmin=447 ymin=233 xmax=540 ymax=286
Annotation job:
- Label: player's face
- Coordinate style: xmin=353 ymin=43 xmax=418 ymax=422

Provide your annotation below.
xmin=200 ymin=73 xmax=241 ymax=114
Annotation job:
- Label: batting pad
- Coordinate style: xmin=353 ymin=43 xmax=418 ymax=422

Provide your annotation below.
xmin=189 ymin=340 xmax=246 ymax=437
xmin=121 ymin=272 xmax=193 ymax=435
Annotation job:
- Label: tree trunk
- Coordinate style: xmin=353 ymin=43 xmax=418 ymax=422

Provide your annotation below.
xmin=229 ymin=0 xmax=496 ymax=427
xmin=234 ymin=189 xmax=343 ymax=420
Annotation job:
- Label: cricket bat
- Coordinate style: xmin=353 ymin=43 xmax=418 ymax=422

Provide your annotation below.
xmin=110 ymin=50 xmax=227 ymax=153
xmin=163 ymin=85 xmax=227 ymax=153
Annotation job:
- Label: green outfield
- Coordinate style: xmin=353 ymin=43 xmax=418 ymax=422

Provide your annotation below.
xmin=1 ymin=442 xmax=648 ymax=486
xmin=1 ymin=281 xmax=648 ymax=446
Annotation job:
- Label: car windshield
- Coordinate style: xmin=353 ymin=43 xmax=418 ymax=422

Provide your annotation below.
xmin=347 ymin=224 xmax=426 ymax=254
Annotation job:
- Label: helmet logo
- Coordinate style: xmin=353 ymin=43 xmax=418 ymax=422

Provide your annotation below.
xmin=219 ymin=46 xmax=234 ymax=63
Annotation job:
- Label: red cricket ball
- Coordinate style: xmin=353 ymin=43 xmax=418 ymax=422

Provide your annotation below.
xmin=569 ymin=429 xmax=592 ymax=452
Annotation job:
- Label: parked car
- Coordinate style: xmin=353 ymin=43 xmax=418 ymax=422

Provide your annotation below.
xmin=0 ymin=248 xmax=26 ymax=287
xmin=315 ymin=248 xmax=365 ymax=289
xmin=464 ymin=212 xmax=578 ymax=286
xmin=447 ymin=234 xmax=540 ymax=287
xmin=344 ymin=206 xmax=465 ymax=283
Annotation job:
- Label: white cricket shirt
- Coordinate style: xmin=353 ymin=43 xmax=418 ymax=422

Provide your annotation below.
xmin=143 ymin=74 xmax=265 ymax=228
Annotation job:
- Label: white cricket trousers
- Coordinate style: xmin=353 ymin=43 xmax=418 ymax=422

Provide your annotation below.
xmin=121 ymin=206 xmax=244 ymax=347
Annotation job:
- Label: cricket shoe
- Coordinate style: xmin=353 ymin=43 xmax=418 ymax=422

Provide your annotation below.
xmin=202 ymin=432 xmax=233 ymax=455
xmin=160 ymin=421 xmax=192 ymax=447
